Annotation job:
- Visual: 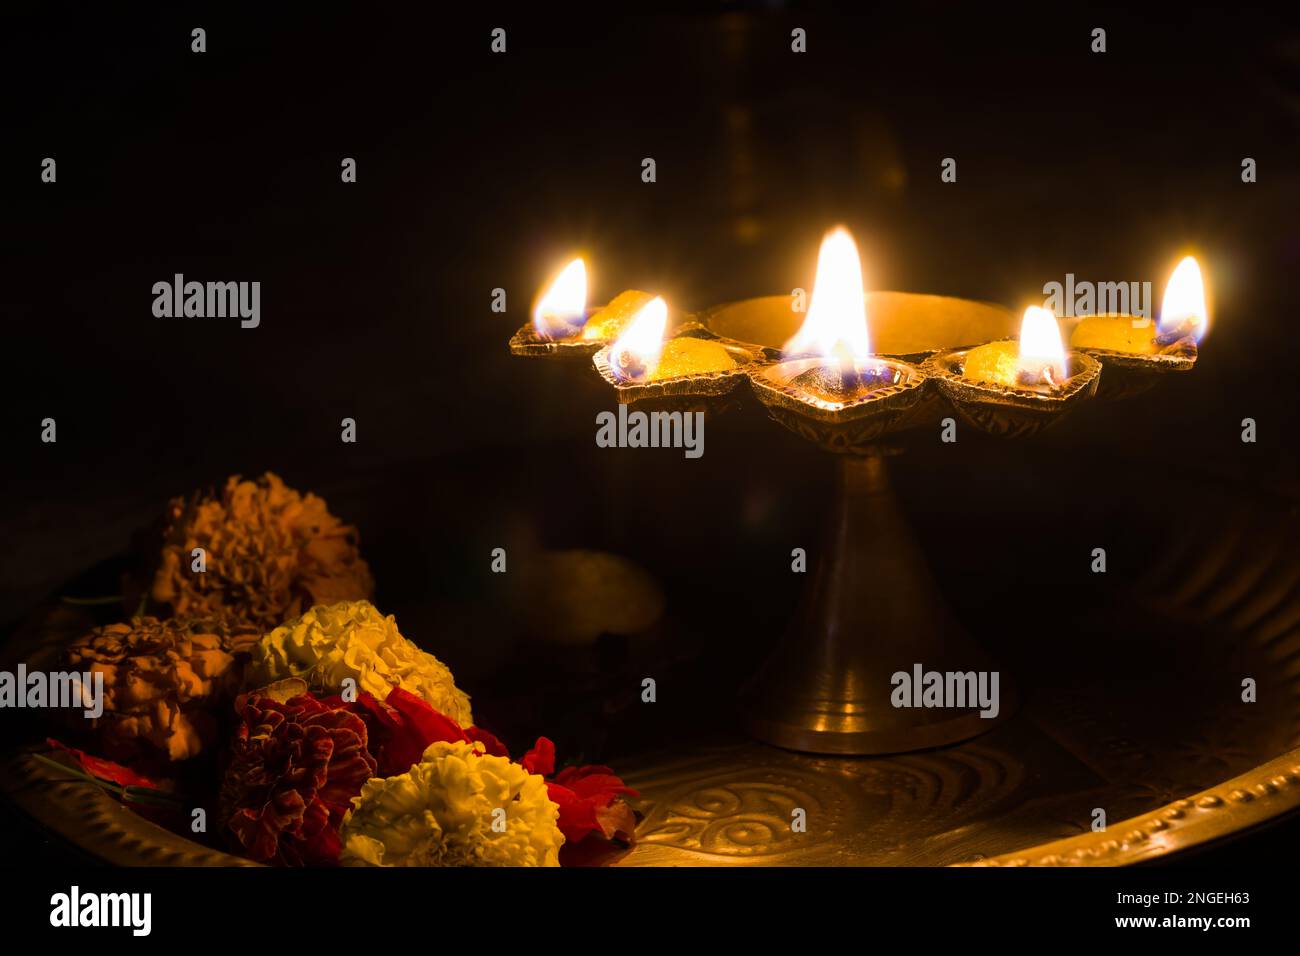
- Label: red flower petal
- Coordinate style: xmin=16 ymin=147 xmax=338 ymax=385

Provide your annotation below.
xmin=554 ymin=765 xmax=640 ymax=803
xmin=46 ymin=739 xmax=161 ymax=790
xmin=546 ymin=780 xmax=603 ymax=844
xmin=520 ymin=737 xmax=555 ymax=776
xmin=355 ymin=688 xmax=470 ymax=776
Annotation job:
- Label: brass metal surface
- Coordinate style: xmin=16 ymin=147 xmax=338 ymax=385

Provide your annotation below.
xmin=697 ymin=292 xmax=1018 ymax=357
xmin=1067 ymin=313 xmax=1198 ymax=401
xmin=508 ymin=318 xmax=608 ymax=358
xmin=922 ymin=347 xmax=1101 ymax=438
xmin=591 ymin=332 xmax=768 ymax=404
xmin=739 ymin=453 xmax=1015 ymax=754
xmin=747 ymin=357 xmax=931 ymax=454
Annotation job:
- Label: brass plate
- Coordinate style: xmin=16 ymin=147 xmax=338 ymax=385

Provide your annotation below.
xmin=4 ymin=446 xmax=1297 ymax=867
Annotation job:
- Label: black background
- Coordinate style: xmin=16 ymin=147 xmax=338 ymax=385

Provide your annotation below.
xmin=2 ymin=0 xmax=1299 ymax=884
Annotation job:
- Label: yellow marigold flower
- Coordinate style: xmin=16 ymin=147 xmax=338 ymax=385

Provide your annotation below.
xmin=339 ymin=740 xmax=563 ymax=867
xmin=151 ymin=472 xmax=374 ymax=631
xmin=246 ymin=600 xmax=472 ymax=727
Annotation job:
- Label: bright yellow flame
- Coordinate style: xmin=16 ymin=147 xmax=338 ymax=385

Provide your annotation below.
xmin=1159 ymin=256 xmax=1208 ymax=341
xmin=1018 ymin=305 xmax=1066 ymax=380
xmin=782 ymin=227 xmax=872 ymax=362
xmin=532 ymin=257 xmax=587 ymax=339
xmin=608 ymin=296 xmax=668 ymax=381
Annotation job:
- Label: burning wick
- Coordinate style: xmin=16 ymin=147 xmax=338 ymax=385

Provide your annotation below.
xmin=1068 ymin=255 xmax=1209 ymax=358
xmin=962 ymin=306 xmax=1068 ymax=390
xmin=1015 ymin=306 xmax=1068 ymax=389
xmin=532 ymin=257 xmax=588 ymax=341
xmin=782 ymin=227 xmax=887 ymax=398
xmin=1153 ymin=255 xmax=1208 ymax=356
xmin=608 ymin=296 xmax=668 ymax=382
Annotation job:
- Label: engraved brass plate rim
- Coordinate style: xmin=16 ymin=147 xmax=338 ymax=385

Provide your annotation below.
xmin=963 ymin=745 xmax=1300 ymax=867
xmin=9 ymin=741 xmax=1300 ymax=866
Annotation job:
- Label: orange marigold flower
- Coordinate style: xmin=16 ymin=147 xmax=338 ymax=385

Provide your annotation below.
xmin=150 ymin=473 xmax=374 ymax=631
xmin=62 ymin=615 xmax=260 ymax=762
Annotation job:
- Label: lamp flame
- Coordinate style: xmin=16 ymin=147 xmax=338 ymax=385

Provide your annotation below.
xmin=782 ymin=227 xmax=872 ymax=364
xmin=532 ymin=257 xmax=587 ymax=340
xmin=608 ymin=296 xmax=668 ymax=382
xmin=1018 ymin=306 xmax=1067 ymax=383
xmin=1159 ymin=256 xmax=1208 ymax=342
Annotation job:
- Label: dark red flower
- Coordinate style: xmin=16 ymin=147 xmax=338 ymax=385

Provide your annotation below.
xmin=219 ymin=691 xmax=376 ymax=866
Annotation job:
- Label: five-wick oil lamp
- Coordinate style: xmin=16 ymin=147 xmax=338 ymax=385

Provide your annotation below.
xmin=509 ymin=229 xmax=1206 ymax=757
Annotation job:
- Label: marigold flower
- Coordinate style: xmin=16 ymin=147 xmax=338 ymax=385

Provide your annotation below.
xmin=219 ymin=684 xmax=377 ymax=866
xmin=339 ymin=740 xmax=563 ymax=867
xmin=62 ymin=615 xmax=258 ymax=762
xmin=150 ymin=473 xmax=374 ymax=630
xmin=247 ymin=600 xmax=473 ymax=727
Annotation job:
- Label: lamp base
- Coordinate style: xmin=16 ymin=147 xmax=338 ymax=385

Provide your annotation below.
xmin=740 ymin=452 xmax=1016 ymax=755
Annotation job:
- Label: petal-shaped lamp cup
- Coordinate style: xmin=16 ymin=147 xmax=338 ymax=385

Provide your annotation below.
xmin=1062 ymin=313 xmax=1197 ymax=401
xmin=591 ymin=330 xmax=769 ymax=417
xmin=510 ymin=305 xmax=634 ymax=358
xmin=922 ymin=347 xmax=1101 ymax=439
xmin=510 ymin=310 xmax=711 ymax=360
xmin=509 ymin=311 xmax=610 ymax=358
xmin=1080 ymin=348 xmax=1197 ymax=403
xmin=747 ymin=357 xmax=930 ymax=455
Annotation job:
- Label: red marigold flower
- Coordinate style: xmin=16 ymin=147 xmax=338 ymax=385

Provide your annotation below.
xmin=219 ymin=688 xmax=376 ymax=866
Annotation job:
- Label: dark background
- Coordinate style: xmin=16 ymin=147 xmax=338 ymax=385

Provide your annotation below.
xmin=2 ymin=2 xmax=1299 ymax=867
